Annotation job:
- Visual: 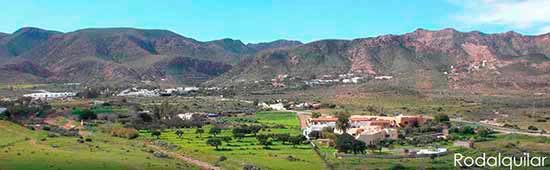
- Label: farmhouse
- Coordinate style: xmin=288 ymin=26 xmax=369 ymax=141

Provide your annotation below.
xmin=306 ymin=114 xmax=430 ymax=144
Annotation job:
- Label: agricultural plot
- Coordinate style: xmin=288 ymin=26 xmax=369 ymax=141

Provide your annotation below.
xmin=142 ymin=111 xmax=325 ymax=170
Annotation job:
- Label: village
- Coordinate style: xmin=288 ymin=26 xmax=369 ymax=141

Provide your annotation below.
xmin=1 ymin=81 xmax=550 ymax=170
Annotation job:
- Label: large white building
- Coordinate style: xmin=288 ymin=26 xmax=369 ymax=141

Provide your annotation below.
xmin=117 ymin=88 xmax=159 ymax=97
xmin=23 ymin=90 xmax=76 ymax=100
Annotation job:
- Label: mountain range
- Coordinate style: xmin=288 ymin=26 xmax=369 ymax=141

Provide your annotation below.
xmin=1 ymin=27 xmax=549 ymax=92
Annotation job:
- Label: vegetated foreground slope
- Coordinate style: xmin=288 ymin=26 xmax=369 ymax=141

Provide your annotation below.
xmin=0 ymin=120 xmax=198 ymax=170
xmin=212 ymin=29 xmax=550 ymax=92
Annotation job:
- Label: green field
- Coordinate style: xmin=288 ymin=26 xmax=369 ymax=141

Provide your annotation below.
xmin=320 ymin=134 xmax=550 ymax=170
xmin=142 ymin=111 xmax=325 ymax=170
xmin=0 ymin=120 xmax=198 ymax=170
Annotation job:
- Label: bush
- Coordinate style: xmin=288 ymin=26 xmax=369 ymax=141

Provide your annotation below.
xmin=528 ymin=125 xmax=539 ymax=131
xmin=434 ymin=113 xmax=450 ymax=122
xmin=111 ymin=127 xmax=139 ymax=139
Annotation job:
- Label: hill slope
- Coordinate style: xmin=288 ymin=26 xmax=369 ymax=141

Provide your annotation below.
xmin=211 ymin=29 xmax=550 ymax=92
xmin=0 ymin=27 xmax=302 ymax=85
xmin=0 ymin=120 xmax=198 ymax=170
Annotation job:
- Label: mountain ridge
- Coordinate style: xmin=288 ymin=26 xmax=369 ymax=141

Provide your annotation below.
xmin=0 ymin=27 xmax=549 ymax=92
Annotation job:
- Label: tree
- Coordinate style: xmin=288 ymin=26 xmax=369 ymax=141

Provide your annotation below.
xmin=151 ymin=130 xmax=162 ymax=139
xmin=335 ymin=133 xmax=354 ymax=153
xmin=256 ymin=134 xmax=273 ymax=149
xmin=249 ymin=125 xmax=263 ymax=136
xmin=206 ymin=138 xmax=222 ymax=150
xmin=351 ymin=140 xmax=367 ymax=155
xmin=336 ymin=112 xmax=351 ymax=134
xmin=175 ymin=129 xmax=184 ymax=139
xmin=78 ymin=109 xmax=97 ymax=120
xmin=312 ymin=112 xmax=321 ymax=118
xmin=195 ymin=128 xmax=204 ymax=137
xmin=275 ymin=134 xmax=291 ymax=145
xmin=477 ymin=128 xmax=491 ymax=138
xmin=233 ymin=132 xmax=245 ymax=141
xmin=209 ymin=127 xmax=222 ymax=137
xmin=367 ymin=144 xmax=378 ymax=153
xmin=289 ymin=135 xmax=306 ymax=148
xmin=221 ymin=136 xmax=232 ymax=143
xmin=434 ymin=113 xmax=450 ymax=123
xmin=528 ymin=125 xmax=539 ymax=131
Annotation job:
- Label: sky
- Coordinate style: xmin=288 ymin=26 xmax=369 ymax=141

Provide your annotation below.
xmin=1 ymin=0 xmax=549 ymax=43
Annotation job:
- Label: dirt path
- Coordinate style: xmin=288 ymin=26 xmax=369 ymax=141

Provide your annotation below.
xmin=146 ymin=144 xmax=220 ymax=170
xmin=293 ymin=110 xmax=311 ymax=129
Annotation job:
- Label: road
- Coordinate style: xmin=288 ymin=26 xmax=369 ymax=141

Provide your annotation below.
xmin=295 ymin=111 xmax=311 ymax=129
xmin=147 ymin=143 xmax=221 ymax=170
xmin=451 ymin=119 xmax=550 ymax=137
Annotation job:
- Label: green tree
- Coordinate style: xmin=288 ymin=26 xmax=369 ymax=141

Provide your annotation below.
xmin=175 ymin=129 xmax=184 ymax=139
xmin=151 ymin=130 xmax=162 ymax=139
xmin=275 ymin=134 xmax=291 ymax=145
xmin=195 ymin=128 xmax=204 ymax=137
xmin=79 ymin=109 xmax=97 ymax=120
xmin=233 ymin=132 xmax=245 ymax=141
xmin=335 ymin=133 xmax=354 ymax=153
xmin=312 ymin=112 xmax=321 ymax=118
xmin=256 ymin=134 xmax=273 ymax=149
xmin=206 ymin=138 xmax=222 ymax=150
xmin=351 ymin=140 xmax=367 ymax=155
xmin=336 ymin=112 xmax=351 ymax=134
xmin=434 ymin=113 xmax=450 ymax=123
xmin=249 ymin=125 xmax=263 ymax=136
xmin=477 ymin=128 xmax=491 ymax=138
xmin=289 ymin=135 xmax=306 ymax=148
xmin=209 ymin=127 xmax=222 ymax=137
xmin=528 ymin=125 xmax=539 ymax=131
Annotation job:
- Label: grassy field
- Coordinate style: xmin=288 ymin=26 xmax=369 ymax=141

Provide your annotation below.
xmin=0 ymin=120 xmax=198 ymax=170
xmin=320 ymin=134 xmax=550 ymax=170
xmin=142 ymin=111 xmax=325 ymax=170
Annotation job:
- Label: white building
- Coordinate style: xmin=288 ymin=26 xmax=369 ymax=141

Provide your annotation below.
xmin=375 ymin=76 xmax=393 ymax=80
xmin=23 ymin=90 xmax=76 ymax=100
xmin=117 ymin=88 xmax=159 ymax=97
xmin=258 ymin=102 xmax=286 ymax=111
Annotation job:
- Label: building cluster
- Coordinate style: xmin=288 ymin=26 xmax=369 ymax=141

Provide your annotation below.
xmin=23 ymin=90 xmax=77 ymax=100
xmin=117 ymin=87 xmax=208 ymax=97
xmin=304 ymin=73 xmax=368 ymax=86
xmin=305 ymin=115 xmax=431 ymax=145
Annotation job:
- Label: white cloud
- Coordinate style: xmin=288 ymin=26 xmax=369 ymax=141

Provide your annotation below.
xmin=538 ymin=26 xmax=550 ymax=34
xmin=451 ymin=0 xmax=550 ymax=30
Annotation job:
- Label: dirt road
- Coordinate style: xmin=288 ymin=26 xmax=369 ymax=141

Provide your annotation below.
xmin=147 ymin=144 xmax=220 ymax=170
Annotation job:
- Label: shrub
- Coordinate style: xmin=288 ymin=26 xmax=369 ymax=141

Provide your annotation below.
xmin=111 ymin=127 xmax=139 ymax=139
xmin=98 ymin=123 xmax=139 ymax=139
xmin=528 ymin=125 xmax=539 ymax=131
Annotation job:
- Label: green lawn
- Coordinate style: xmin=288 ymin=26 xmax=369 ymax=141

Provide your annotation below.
xmin=0 ymin=120 xmax=198 ymax=170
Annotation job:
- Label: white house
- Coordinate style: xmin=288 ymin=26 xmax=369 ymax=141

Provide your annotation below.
xmin=375 ymin=76 xmax=393 ymax=80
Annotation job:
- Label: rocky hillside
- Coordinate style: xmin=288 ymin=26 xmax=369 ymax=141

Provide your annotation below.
xmin=211 ymin=28 xmax=550 ymax=92
xmin=0 ymin=27 xmax=301 ymax=85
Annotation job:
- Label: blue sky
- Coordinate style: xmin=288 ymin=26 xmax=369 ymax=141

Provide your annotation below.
xmin=1 ymin=0 xmax=549 ymax=43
